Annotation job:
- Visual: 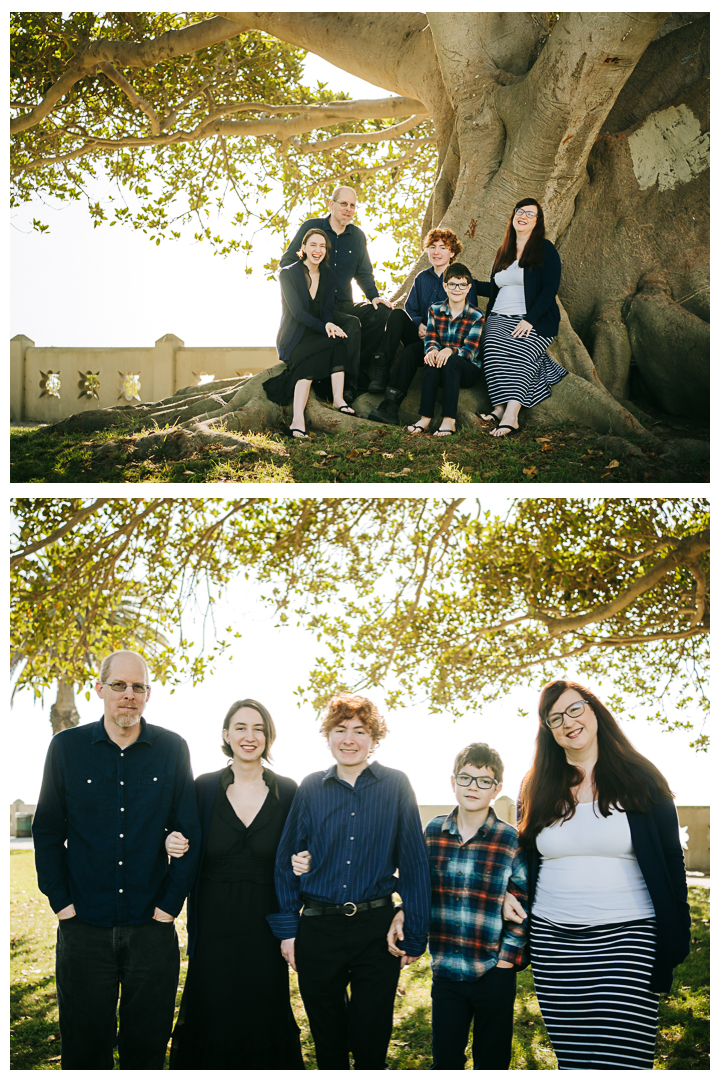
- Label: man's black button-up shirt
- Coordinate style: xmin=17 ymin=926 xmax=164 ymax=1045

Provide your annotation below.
xmin=279 ymin=215 xmax=379 ymax=303
xmin=32 ymin=718 xmax=201 ymax=926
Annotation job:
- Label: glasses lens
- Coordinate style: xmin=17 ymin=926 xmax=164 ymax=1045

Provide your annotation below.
xmin=109 ymin=681 xmax=147 ymax=693
xmin=546 ymin=714 xmax=561 ymax=728
xmin=477 ymin=778 xmax=494 ymax=789
xmin=567 ymin=701 xmax=585 ymax=717
xmin=456 ymin=774 xmax=471 ymax=786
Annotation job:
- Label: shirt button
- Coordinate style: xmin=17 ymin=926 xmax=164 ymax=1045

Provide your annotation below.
xmin=120 ymin=753 xmax=124 ymax=757
xmin=119 ymin=834 xmax=124 ymax=838
xmin=343 ymin=884 xmax=347 ymax=889
xmin=350 ymin=837 xmax=354 ymax=841
xmin=87 ymin=780 xmax=92 ymax=784
xmin=120 ymin=781 xmax=124 ymax=786
xmin=351 ymin=812 xmax=355 ymax=817
xmin=153 ymin=777 xmax=157 ymax=781
xmin=119 ymin=889 xmax=123 ymax=893
xmin=346 ymin=861 xmax=351 ymax=865
xmin=120 ymin=808 xmax=124 ymax=812
xmin=119 ymin=861 xmax=123 ymax=866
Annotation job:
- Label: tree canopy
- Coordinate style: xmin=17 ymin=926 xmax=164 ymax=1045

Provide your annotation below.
xmin=11 ymin=497 xmax=709 ymax=747
xmin=11 ymin=12 xmax=435 ymax=283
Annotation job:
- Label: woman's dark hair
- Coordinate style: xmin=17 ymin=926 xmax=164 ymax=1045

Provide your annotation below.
xmin=517 ymin=679 xmax=674 ymax=849
xmin=300 ymin=228 xmax=331 ymax=266
xmin=493 ymin=198 xmax=546 ymax=273
xmin=221 ymin=699 xmax=276 ymax=763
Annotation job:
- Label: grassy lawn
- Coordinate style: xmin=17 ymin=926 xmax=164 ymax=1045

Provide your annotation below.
xmin=11 ymin=849 xmax=709 ymax=1069
xmin=10 ymin=421 xmax=709 ymax=484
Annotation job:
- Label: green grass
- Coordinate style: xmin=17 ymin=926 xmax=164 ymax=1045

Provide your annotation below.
xmin=10 ymin=421 xmax=709 ymax=484
xmin=10 ymin=849 xmax=709 ymax=1069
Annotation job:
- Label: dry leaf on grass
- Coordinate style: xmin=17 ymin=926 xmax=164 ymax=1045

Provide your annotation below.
xmin=523 ymin=465 xmax=538 ymax=477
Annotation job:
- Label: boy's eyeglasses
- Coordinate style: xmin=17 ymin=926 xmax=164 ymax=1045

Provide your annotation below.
xmin=454 ymin=774 xmax=498 ymax=789
xmin=446 ymin=283 xmax=470 ymax=292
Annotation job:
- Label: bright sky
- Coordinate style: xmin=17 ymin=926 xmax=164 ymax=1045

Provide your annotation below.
xmin=10 ymin=495 xmax=710 ymax=809
xmin=10 ymin=53 xmax=397 ymax=350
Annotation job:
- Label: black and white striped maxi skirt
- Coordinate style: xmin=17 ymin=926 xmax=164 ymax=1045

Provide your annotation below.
xmin=483 ymin=313 xmax=568 ymax=408
xmin=530 ymin=915 xmax=660 ymax=1070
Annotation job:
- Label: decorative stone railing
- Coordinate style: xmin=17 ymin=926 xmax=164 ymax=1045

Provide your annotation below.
xmin=10 ymin=333 xmax=278 ymax=424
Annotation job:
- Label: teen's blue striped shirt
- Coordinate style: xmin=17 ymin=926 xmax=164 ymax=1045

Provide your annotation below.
xmin=426 ymin=805 xmax=528 ymax=979
xmin=268 ymin=761 xmax=431 ymax=956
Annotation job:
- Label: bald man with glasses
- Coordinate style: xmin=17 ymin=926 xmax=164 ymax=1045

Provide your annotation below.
xmin=33 ymin=650 xmax=201 ymax=1070
xmin=279 ymin=186 xmax=392 ymax=400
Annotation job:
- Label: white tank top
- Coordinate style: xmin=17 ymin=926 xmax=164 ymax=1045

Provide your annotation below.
xmin=493 ymin=260 xmax=526 ymax=315
xmin=533 ymin=801 xmax=655 ymax=925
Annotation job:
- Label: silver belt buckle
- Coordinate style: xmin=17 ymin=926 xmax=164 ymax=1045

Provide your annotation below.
xmin=343 ymin=901 xmax=358 ymax=916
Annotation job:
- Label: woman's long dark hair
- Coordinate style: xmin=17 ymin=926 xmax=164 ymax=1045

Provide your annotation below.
xmin=517 ymin=679 xmax=674 ymax=849
xmin=493 ymin=198 xmax=546 ymax=273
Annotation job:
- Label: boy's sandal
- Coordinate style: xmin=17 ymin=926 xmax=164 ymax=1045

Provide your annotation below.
xmin=407 ymin=423 xmax=427 ymax=435
xmin=286 ymin=426 xmax=309 ymax=439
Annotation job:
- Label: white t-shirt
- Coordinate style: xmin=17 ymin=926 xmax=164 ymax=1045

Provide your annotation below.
xmin=533 ymin=801 xmax=655 ymax=925
xmin=493 ymin=260 xmax=526 ymax=315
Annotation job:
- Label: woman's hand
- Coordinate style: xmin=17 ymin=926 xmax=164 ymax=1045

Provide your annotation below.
xmin=372 ymin=296 xmax=393 ymax=309
xmin=503 ymin=891 xmax=527 ymax=924
xmin=511 ymin=319 xmax=533 ymax=339
xmin=291 ymin=850 xmax=311 ymax=876
xmin=325 ymin=322 xmax=348 ymax=338
xmin=418 ymin=323 xmax=427 ymax=339
xmin=165 ymin=831 xmax=189 ymax=858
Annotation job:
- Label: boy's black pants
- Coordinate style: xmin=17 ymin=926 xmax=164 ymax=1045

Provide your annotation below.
xmin=430 ymin=965 xmax=517 ymax=1070
xmin=295 ymin=903 xmax=401 ymax=1070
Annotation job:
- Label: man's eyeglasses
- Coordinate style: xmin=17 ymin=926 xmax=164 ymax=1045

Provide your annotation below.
xmin=101 ymin=680 xmax=150 ymax=695
xmin=454 ymin=774 xmax=499 ymax=789
xmin=446 ymin=282 xmax=470 ymax=292
xmin=514 ymin=208 xmax=538 ymax=219
xmin=544 ymin=700 xmax=589 ymax=730
xmin=334 ymin=201 xmax=356 ymax=209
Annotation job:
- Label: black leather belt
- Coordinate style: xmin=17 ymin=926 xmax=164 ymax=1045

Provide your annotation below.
xmin=301 ymin=895 xmax=393 ymax=917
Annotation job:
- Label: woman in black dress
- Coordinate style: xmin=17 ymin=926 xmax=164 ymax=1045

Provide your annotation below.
xmin=264 ymin=228 xmax=354 ymax=438
xmin=167 ymin=699 xmax=307 ymax=1069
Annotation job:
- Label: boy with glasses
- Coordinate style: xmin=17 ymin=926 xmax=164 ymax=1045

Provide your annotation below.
xmin=406 ymin=262 xmax=485 ymax=436
xmin=388 ymin=743 xmax=527 ymax=1070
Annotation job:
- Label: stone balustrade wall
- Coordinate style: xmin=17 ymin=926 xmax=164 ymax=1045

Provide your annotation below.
xmin=10 ymin=333 xmax=278 ymax=423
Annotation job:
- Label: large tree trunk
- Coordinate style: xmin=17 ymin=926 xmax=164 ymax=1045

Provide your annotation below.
xmin=50 ymin=678 xmax=80 ymax=734
xmin=52 ymin=12 xmax=709 ymax=437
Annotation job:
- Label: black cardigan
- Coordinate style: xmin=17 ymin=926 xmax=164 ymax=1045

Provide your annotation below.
xmin=276 ymin=260 xmax=336 ymax=364
xmin=521 ymin=795 xmax=691 ymax=993
xmin=185 ymin=766 xmax=298 ymax=957
xmin=475 ymin=238 xmax=561 ymax=338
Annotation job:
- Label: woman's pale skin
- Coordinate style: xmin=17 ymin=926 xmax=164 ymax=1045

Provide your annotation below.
xmin=483 ymin=203 xmax=539 ymax=437
xmin=165 ymin=707 xmax=311 ymax=871
xmin=288 ymin=233 xmax=353 ymax=439
xmin=502 ymin=689 xmax=600 ymax=925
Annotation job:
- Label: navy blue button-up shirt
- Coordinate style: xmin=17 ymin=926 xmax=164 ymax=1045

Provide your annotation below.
xmin=268 ymin=761 xmax=431 ymax=957
xmin=32 ymin=718 xmax=201 ymax=926
xmin=280 ymin=215 xmax=379 ymax=303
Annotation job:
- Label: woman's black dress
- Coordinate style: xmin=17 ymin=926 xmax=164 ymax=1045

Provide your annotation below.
xmin=264 ymin=290 xmax=347 ymax=406
xmin=169 ymin=769 xmax=304 ymax=1069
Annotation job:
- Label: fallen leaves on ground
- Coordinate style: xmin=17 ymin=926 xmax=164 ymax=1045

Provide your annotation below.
xmin=522 ymin=465 xmax=538 ymax=477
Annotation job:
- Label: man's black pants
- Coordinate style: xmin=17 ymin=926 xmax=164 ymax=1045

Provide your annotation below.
xmin=335 ymin=301 xmax=391 ymax=393
xmin=430 ymin=966 xmax=517 ymax=1070
xmin=56 ymin=917 xmax=180 ymax=1069
xmin=295 ymin=903 xmax=401 ymax=1070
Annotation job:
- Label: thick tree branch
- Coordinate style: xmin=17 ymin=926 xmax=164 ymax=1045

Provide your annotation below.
xmin=97 ymin=62 xmax=161 ymax=134
xmin=540 ymin=528 xmax=709 ymax=636
xmin=293 ymin=115 xmax=426 ymax=155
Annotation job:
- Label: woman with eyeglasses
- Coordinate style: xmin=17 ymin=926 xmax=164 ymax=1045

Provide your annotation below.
xmin=165 ymin=699 xmax=308 ymax=1069
xmin=507 ymin=679 xmax=690 ymax=1070
xmin=475 ymin=199 xmax=568 ymax=437
xmin=264 ymin=228 xmax=354 ymax=439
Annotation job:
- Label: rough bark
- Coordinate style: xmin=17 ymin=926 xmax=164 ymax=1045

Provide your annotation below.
xmin=50 ymin=678 xmax=80 ymax=734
